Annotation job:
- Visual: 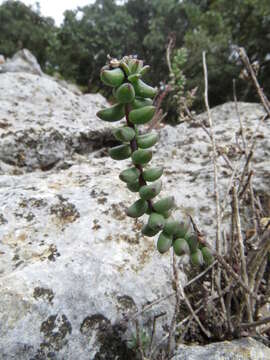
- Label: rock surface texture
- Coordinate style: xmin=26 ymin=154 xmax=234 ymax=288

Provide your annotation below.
xmin=0 ymin=69 xmax=269 ymax=359
xmin=0 ymin=48 xmax=43 ymax=76
xmin=173 ymin=337 xmax=270 ymax=359
xmin=0 ymin=72 xmax=112 ymax=172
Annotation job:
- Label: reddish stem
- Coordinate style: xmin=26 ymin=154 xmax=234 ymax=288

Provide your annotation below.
xmin=125 ymin=104 xmax=153 ymax=211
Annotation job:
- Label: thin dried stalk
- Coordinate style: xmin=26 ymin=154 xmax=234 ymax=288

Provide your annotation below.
xmin=220 ymin=152 xmax=234 ymax=170
xmin=207 ymin=244 xmax=257 ymax=299
xmin=240 ymin=315 xmax=270 ymax=330
xmin=126 ymin=261 xmax=216 ymax=323
xmin=238 ymin=47 xmax=270 ymax=117
xmin=178 ymin=281 xmax=211 ymax=338
xmin=166 ymin=34 xmax=175 ymax=74
xmin=215 ymin=271 xmax=227 ymax=322
xmin=225 ymin=288 xmax=234 ymax=334
xmin=248 ymin=230 xmax=270 ymax=282
xmin=238 ymin=150 xmax=254 ymax=188
xmin=179 ymin=316 xmax=193 ymax=342
xmin=167 ymin=253 xmax=181 ymax=357
xmin=149 ymin=312 xmax=166 ymax=356
xmin=154 ymin=282 xmax=236 ymax=355
xmin=232 ymin=184 xmax=253 ymax=323
xmin=262 ymin=220 xmax=270 ymax=234
xmin=202 ymin=51 xmax=222 ymax=254
xmin=220 ymin=164 xmax=238 ymax=216
xmin=259 ymin=266 xmax=270 ymax=309
xmin=233 ymin=79 xmax=248 ymax=156
xmin=254 ymin=255 xmax=268 ymax=298
xmin=238 ymin=170 xmax=253 ymax=200
xmin=202 ymin=51 xmax=227 ymax=333
xmin=135 ymin=320 xmax=145 ymax=359
xmin=248 ymin=173 xmax=260 ymax=238
xmin=189 ymin=215 xmax=257 ymax=299
xmin=232 ymin=185 xmax=249 ymax=285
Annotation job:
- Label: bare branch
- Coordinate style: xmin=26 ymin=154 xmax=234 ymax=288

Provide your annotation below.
xmin=202 ymin=51 xmax=222 ymax=254
xmin=233 ymin=79 xmax=248 ymax=157
xmin=232 ymin=184 xmax=253 ymax=322
xmin=189 ymin=214 xmax=258 ymax=299
xmin=178 ymin=281 xmax=211 ymax=338
xmin=238 ymin=47 xmax=270 ymax=117
xmin=240 ymin=316 xmax=270 ymax=330
xmin=167 ymin=253 xmax=181 ymax=357
xmin=135 ymin=320 xmax=145 ymax=360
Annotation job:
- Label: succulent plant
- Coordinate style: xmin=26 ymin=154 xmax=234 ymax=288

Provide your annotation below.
xmin=97 ymin=55 xmax=213 ymax=266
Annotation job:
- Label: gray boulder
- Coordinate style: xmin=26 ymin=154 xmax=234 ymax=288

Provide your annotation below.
xmin=1 ymin=70 xmax=270 ymax=359
xmin=0 ymin=72 xmax=113 ymax=172
xmin=0 ymin=159 xmax=176 ymax=359
xmin=0 ymin=48 xmax=43 ymax=76
xmin=156 ymin=101 xmax=269 ymax=241
xmin=173 ymin=337 xmax=270 ymax=359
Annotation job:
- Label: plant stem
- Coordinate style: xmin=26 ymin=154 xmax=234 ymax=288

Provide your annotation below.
xmin=125 ymin=104 xmax=153 ymax=211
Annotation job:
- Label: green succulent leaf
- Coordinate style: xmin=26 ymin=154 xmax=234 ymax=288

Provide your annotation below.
xmin=97 ymin=103 xmax=125 ymax=122
xmin=119 ymin=61 xmax=131 ymax=76
xmin=153 ymin=196 xmax=175 ymax=214
xmin=127 ymin=180 xmax=141 ymax=192
xmin=137 ymin=132 xmax=159 ymax=148
xmin=190 ymin=249 xmax=204 ymax=266
xmin=142 ymin=167 xmax=163 ymax=182
xmin=173 ymin=238 xmax=190 ymax=256
xmin=139 ymin=65 xmax=150 ymax=76
xmin=141 ymin=223 xmax=160 ymax=237
xmin=185 ymin=233 xmax=198 ymax=253
xmin=139 ymin=180 xmax=162 ymax=200
xmin=129 ymin=106 xmax=155 ymax=125
xmin=112 ymin=127 xmax=136 ymax=143
xmin=131 ymin=97 xmax=153 ymax=109
xmin=115 ymin=83 xmax=135 ymax=103
xmin=109 ymin=144 xmax=131 ymax=160
xmin=148 ymin=212 xmax=165 ymax=232
xmin=164 ymin=219 xmax=188 ymax=237
xmin=128 ymin=58 xmax=143 ymax=74
xmin=119 ymin=167 xmax=140 ymax=183
xmin=100 ymin=67 xmax=125 ymax=87
xmin=201 ymin=247 xmax=214 ymax=266
xmin=157 ymin=232 xmax=172 ymax=254
xmin=132 ymin=149 xmax=152 ymax=165
xmin=133 ymin=79 xmax=157 ymax=99
xmin=128 ymin=73 xmax=141 ymax=83
xmin=126 ymin=199 xmax=148 ymax=218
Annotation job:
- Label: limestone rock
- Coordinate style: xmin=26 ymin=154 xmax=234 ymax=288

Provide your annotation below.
xmin=0 ymin=49 xmax=43 ymax=76
xmin=0 ymin=157 xmax=177 ymax=359
xmin=1 ymin=69 xmax=270 ymax=359
xmin=173 ymin=337 xmax=270 ymax=359
xmin=156 ymin=102 xmax=269 ymax=241
xmin=56 ymin=77 xmax=82 ymax=95
xmin=0 ymin=72 xmax=113 ymax=171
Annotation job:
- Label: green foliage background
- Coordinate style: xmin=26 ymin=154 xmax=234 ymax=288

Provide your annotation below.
xmin=0 ymin=0 xmax=269 ymax=118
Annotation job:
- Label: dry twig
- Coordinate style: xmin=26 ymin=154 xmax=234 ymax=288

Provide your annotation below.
xmin=135 ymin=319 xmax=145 ymax=360
xmin=238 ymin=47 xmax=270 ymax=117
xmin=167 ymin=253 xmax=181 ymax=357
xmin=202 ymin=51 xmax=222 ymax=254
xmin=232 ymin=184 xmax=253 ymax=323
xmin=178 ymin=281 xmax=211 ymax=338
